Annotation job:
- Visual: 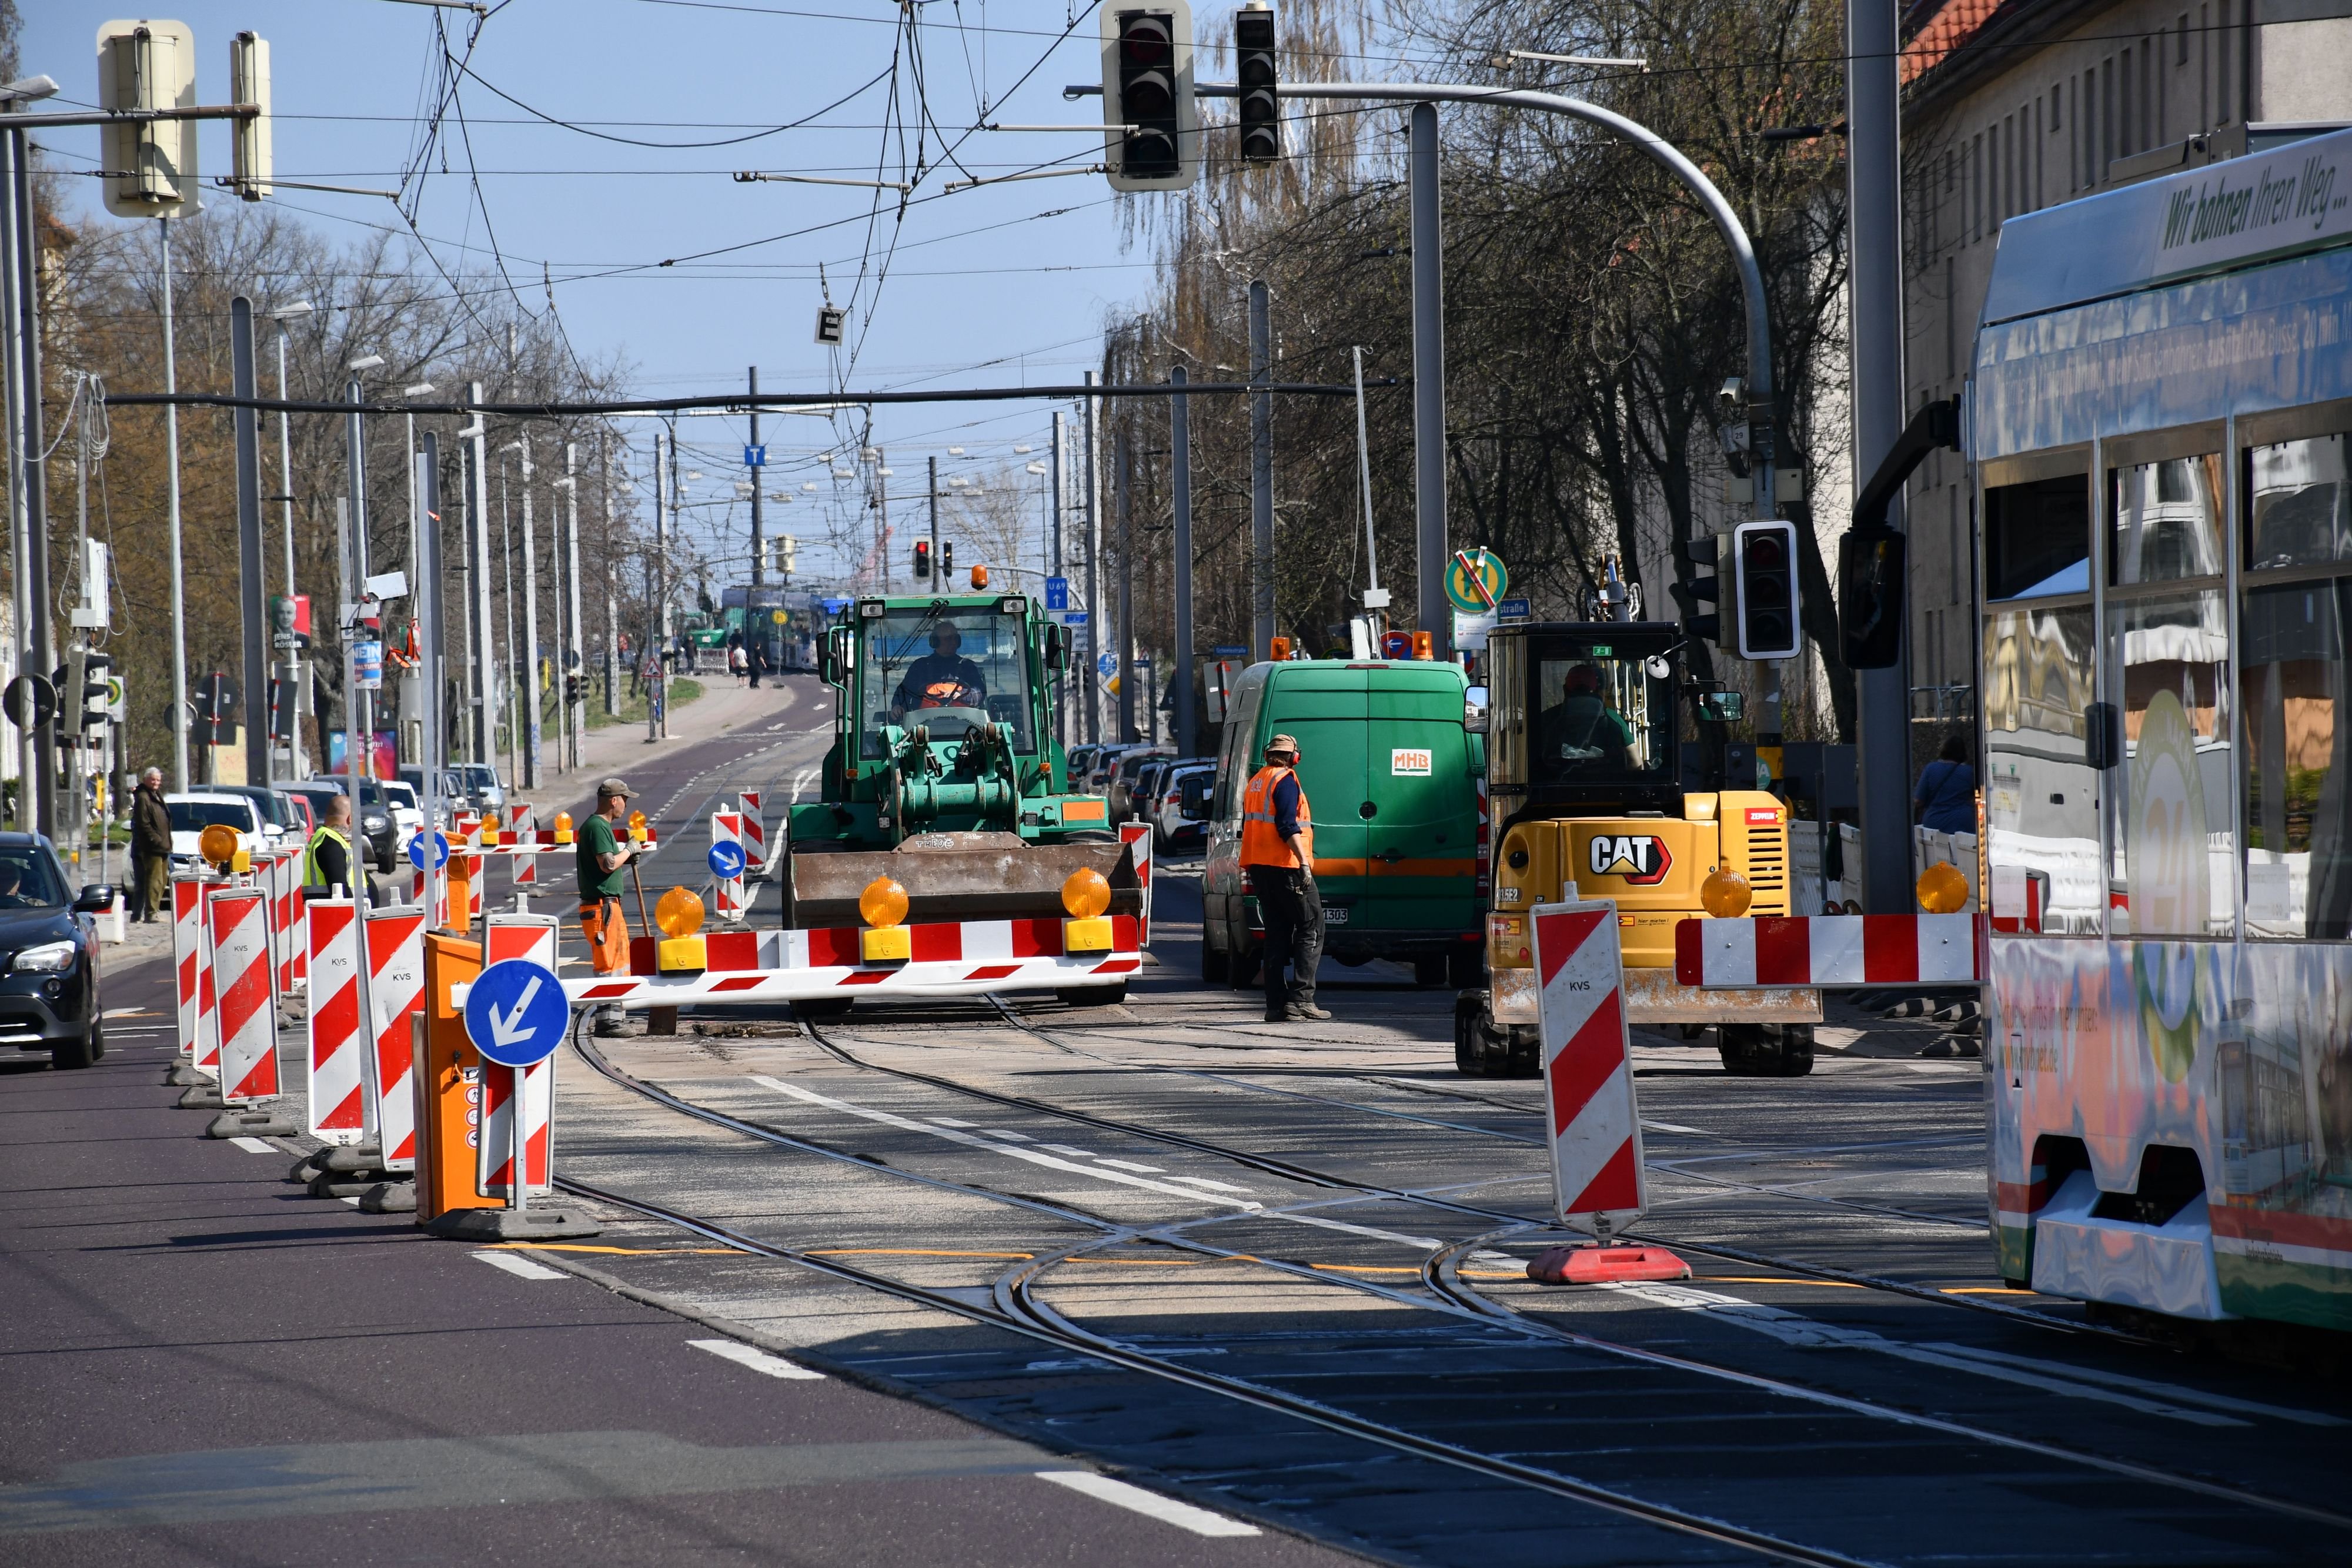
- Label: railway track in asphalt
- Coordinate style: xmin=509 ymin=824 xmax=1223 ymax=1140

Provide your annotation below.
xmin=555 ymin=1011 xmax=2352 ymax=1562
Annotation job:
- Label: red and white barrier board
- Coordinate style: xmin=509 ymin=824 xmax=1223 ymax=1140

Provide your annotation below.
xmin=1673 ymin=914 xmax=1982 ymax=988
xmin=738 ymin=792 xmax=765 ymax=868
xmin=1119 ymin=823 xmax=1154 ymax=944
xmin=712 ymin=811 xmax=745 ymax=921
xmin=172 ymin=874 xmax=218 ymax=1074
xmin=1531 ymin=899 xmax=1647 ymax=1239
xmin=510 ymin=804 xmax=537 ymax=887
xmin=476 ymin=915 xmax=558 ymax=1199
xmin=365 ymin=907 xmax=427 ymax=1171
xmin=209 ymin=887 xmax=278 ymax=1104
xmin=303 ymin=898 xmax=367 ymax=1142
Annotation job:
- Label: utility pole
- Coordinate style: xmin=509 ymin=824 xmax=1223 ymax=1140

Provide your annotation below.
xmin=1409 ymin=103 xmax=1449 ymax=660
xmin=9 ymin=127 xmax=55 ymax=837
xmin=648 ymin=432 xmax=666 ymax=744
xmin=466 ymin=381 xmax=495 ymax=768
xmin=345 ymin=369 xmax=371 ymax=777
xmin=1114 ymin=422 xmax=1135 ymax=743
xmin=1170 ymin=367 xmax=1194 ymax=759
xmin=1082 ymin=374 xmax=1101 ymax=744
xmin=563 ymin=442 xmax=586 ymax=767
xmin=601 ymin=440 xmax=619 ymax=717
xmin=417 ymin=433 xmax=446 ymax=919
xmin=230 ymin=299 xmax=269 ymax=794
xmin=872 ymin=447 xmax=890 ymax=592
xmin=1848 ymin=0 xmax=1914 ymax=913
xmin=746 ymin=366 xmax=765 ymax=689
xmin=1049 ymin=412 xmax=1067 ymax=747
xmin=511 ymin=437 xmax=542 ymax=788
xmin=159 ymin=216 xmax=188 ymax=790
xmin=269 ymin=300 xmax=312 ymax=778
xmin=1248 ymin=280 xmax=1275 ymax=663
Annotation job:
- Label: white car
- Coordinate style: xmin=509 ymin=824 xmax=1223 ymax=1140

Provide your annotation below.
xmin=380 ymin=780 xmax=425 ymax=852
xmin=165 ymin=794 xmax=263 ymax=871
xmin=1151 ymin=761 xmax=1217 ymax=852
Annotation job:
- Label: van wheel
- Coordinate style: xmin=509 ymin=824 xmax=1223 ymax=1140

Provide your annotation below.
xmin=1413 ymin=955 xmax=1448 ymax=987
xmin=1200 ymin=935 xmax=1229 ymax=983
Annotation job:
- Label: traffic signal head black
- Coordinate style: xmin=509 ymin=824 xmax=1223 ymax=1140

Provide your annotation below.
xmin=566 ymin=673 xmax=583 ymax=706
xmin=1102 ymin=4 xmax=1198 ymax=192
xmin=1235 ymin=4 xmax=1279 ymax=163
xmin=940 ymin=541 xmax=956 ymax=577
xmin=914 ymin=540 xmax=931 ymax=579
xmin=1730 ymin=519 xmax=1801 ymax=661
xmin=1839 ymin=525 xmax=1906 ymax=668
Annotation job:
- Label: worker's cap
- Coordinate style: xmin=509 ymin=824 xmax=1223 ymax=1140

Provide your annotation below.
xmin=596 ymin=777 xmax=636 ymax=800
xmin=1265 ymin=734 xmax=1301 ymax=755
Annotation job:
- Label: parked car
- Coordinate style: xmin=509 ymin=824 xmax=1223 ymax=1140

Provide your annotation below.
xmin=396 ymin=766 xmax=467 ymax=815
xmin=1080 ymin=743 xmax=1147 ymax=793
xmin=281 ymin=792 xmax=315 ymax=834
xmin=453 ymin=763 xmax=507 ymax=813
xmin=1104 ymin=747 xmax=1173 ymax=820
xmin=380 ymin=780 xmax=424 ymax=849
xmin=0 ymin=834 xmax=113 ymax=1069
xmin=209 ymin=785 xmax=304 ymax=850
xmin=1151 ymin=759 xmax=1217 ymax=852
xmin=1065 ymin=745 xmax=1101 ymax=789
xmin=1124 ymin=758 xmax=1172 ymax=824
xmin=165 ymin=794 xmax=264 ymax=872
xmin=293 ymin=778 xmax=400 ymax=873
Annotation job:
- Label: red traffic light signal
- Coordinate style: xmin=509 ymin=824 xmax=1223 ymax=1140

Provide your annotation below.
xmin=913 ymin=540 xmax=932 ymax=579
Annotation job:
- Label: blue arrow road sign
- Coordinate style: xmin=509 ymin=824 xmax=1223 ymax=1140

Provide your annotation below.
xmin=407 ymin=829 xmax=450 ymax=870
xmin=744 ymin=444 xmax=767 ymax=467
xmin=1044 ymin=576 xmax=1069 ymax=610
xmin=708 ymin=840 xmax=747 ymax=880
xmin=465 ymin=959 xmax=570 ymax=1068
xmin=1097 ymin=652 xmax=1117 ymax=678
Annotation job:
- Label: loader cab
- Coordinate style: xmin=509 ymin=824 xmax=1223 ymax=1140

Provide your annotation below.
xmin=846 ymin=597 xmax=1038 ymax=762
xmin=1487 ymin=622 xmax=1683 ymax=821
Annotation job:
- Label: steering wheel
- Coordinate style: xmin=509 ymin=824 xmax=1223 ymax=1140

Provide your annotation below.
xmin=915 ymin=704 xmax=991 ymax=732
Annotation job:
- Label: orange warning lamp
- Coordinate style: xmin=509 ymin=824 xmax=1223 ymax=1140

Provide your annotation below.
xmin=858 ymin=876 xmax=911 ymax=963
xmin=1700 ymin=869 xmax=1753 ymax=918
xmin=198 ymin=823 xmax=239 ymax=869
xmin=1411 ymin=630 xmax=1435 ymax=661
xmin=553 ymin=810 xmax=574 ymax=845
xmin=970 ymin=564 xmax=990 ymax=590
xmin=1061 ymin=866 xmax=1114 ymax=952
xmin=654 ymin=885 xmax=707 ymax=972
xmin=627 ymin=809 xmax=648 ymax=844
xmin=1916 ymin=861 xmax=1970 ymax=914
xmin=1269 ymin=636 xmax=1292 ymax=663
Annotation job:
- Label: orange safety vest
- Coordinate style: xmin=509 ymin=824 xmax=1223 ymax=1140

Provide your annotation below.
xmin=1239 ymin=765 xmax=1312 ymax=869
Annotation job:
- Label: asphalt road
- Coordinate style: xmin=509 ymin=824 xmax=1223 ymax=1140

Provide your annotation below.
xmin=8 ymin=680 xmax=2350 ymax=1566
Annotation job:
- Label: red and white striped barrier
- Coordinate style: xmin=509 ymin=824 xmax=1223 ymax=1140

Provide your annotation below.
xmin=476 ymin=915 xmax=558 ymax=1199
xmin=738 ymin=791 xmax=766 ymax=868
xmin=1673 ymin=914 xmax=1982 ymax=988
xmin=712 ymin=810 xmax=745 ymax=921
xmin=440 ymin=827 xmax=660 ymax=857
xmin=303 ymin=898 xmax=368 ymax=1142
xmin=1531 ymin=900 xmax=1647 ymax=1238
xmin=1120 ymin=821 xmax=1154 ymax=943
xmin=365 ymin=907 xmax=427 ymax=1171
xmin=209 ymin=887 xmax=278 ymax=1105
xmin=510 ymin=804 xmax=537 ymax=887
xmin=172 ymin=874 xmax=218 ymax=1074
xmin=533 ymin=915 xmax=1145 ymax=1010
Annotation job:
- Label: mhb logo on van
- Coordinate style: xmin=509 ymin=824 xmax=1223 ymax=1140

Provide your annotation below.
xmin=1390 ymin=748 xmax=1433 ymax=776
xmin=1587 ymin=833 xmax=1672 ymax=886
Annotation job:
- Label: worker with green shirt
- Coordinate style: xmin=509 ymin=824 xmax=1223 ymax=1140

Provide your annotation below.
xmin=576 ymin=777 xmax=639 ymax=1034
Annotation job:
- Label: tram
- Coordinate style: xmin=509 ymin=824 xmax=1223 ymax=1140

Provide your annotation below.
xmin=1973 ymin=124 xmax=2352 ymax=1331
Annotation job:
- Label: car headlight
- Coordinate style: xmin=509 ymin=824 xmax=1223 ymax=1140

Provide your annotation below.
xmin=365 ymin=815 xmax=387 ymax=830
xmin=12 ymin=940 xmax=76 ymax=974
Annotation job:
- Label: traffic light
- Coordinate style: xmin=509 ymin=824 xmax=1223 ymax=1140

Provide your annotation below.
xmin=229 ymin=31 xmax=273 ymax=200
xmin=96 ymin=19 xmax=198 ymax=218
xmin=1728 ymin=519 xmax=1801 ymax=661
xmin=1101 ymin=4 xmax=1198 ymax=192
xmin=565 ymin=673 xmax=583 ymax=707
xmin=1235 ymin=3 xmax=1279 ymax=163
xmin=76 ymin=654 xmax=112 ymax=735
xmin=940 ymin=541 xmax=956 ymax=577
xmin=58 ymin=652 xmax=86 ymax=743
xmin=1669 ymin=537 xmax=1720 ymax=645
xmin=913 ymin=540 xmax=931 ymax=579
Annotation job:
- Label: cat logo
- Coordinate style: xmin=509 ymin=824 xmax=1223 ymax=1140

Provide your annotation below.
xmin=1587 ymin=833 xmax=1673 ymax=886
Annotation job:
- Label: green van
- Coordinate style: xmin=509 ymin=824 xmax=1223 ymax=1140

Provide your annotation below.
xmin=1201 ymin=658 xmax=1487 ymax=988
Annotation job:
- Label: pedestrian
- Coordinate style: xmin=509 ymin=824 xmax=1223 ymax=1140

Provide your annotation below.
xmin=1915 ymin=734 xmax=1978 ymax=834
xmin=300 ymin=792 xmax=358 ymax=897
xmin=130 ymin=767 xmax=172 ymax=922
xmin=728 ymin=641 xmax=747 ymax=686
xmin=576 ymin=777 xmax=639 ymax=1035
xmin=1237 ymin=734 xmax=1331 ymax=1023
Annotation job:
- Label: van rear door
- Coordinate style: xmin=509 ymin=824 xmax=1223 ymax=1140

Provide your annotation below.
xmin=1364 ymin=676 xmax=1479 ymax=937
xmin=1263 ymin=667 xmax=1369 ymax=920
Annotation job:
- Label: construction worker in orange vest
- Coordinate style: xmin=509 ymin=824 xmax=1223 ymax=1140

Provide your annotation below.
xmin=1238 ymin=733 xmax=1331 ymax=1024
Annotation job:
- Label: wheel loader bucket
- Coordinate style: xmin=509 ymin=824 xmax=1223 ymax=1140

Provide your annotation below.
xmin=787 ymin=831 xmax=1141 ymax=930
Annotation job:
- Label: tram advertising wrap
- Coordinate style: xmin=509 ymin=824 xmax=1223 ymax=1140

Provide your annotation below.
xmin=1973 ymin=125 xmax=2352 ymax=1335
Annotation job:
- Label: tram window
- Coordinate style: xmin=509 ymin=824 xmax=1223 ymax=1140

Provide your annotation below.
xmin=2112 ymin=454 xmax=2223 ymax=584
xmin=1982 ymin=607 xmax=2102 ymax=933
xmin=2246 ymin=434 xmax=2352 ymax=571
xmin=2240 ymin=577 xmax=2352 ymax=939
xmin=1985 ymin=474 xmax=2090 ymax=599
xmin=2107 ymin=590 xmax=2234 ymax=937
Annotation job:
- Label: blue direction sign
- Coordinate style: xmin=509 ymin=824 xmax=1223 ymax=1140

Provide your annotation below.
xmin=1044 ymin=576 xmax=1070 ymax=610
xmin=708 ymin=840 xmax=747 ymax=879
xmin=1060 ymin=610 xmax=1088 ymax=626
xmin=743 ymin=444 xmax=767 ymax=467
xmin=1496 ymin=596 xmax=1532 ymax=621
xmin=464 ymin=959 xmax=569 ymax=1068
xmin=407 ymin=829 xmax=450 ymax=870
xmin=1096 ymin=652 xmax=1118 ymax=678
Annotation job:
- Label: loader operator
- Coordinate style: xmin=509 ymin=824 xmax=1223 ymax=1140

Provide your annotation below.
xmin=1538 ymin=663 xmax=1633 ymax=774
xmin=888 ymin=621 xmax=987 ymax=723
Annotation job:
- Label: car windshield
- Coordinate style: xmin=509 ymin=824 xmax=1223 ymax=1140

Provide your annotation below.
xmin=228 ymin=791 xmax=293 ymax=828
xmin=309 ymin=780 xmax=389 ymax=810
xmin=858 ymin=606 xmax=1030 ymax=756
xmin=169 ymin=800 xmax=255 ymax=833
xmin=1529 ymin=643 xmax=1675 ymax=785
xmin=458 ymin=766 xmax=499 ymax=788
xmin=0 ymin=845 xmax=65 ymax=909
xmin=382 ymin=783 xmax=417 ymax=811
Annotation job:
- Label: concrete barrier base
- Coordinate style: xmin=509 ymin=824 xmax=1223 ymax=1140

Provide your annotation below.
xmin=205 ymin=1109 xmax=298 ymax=1139
xmin=423 ymin=1206 xmax=602 ymax=1242
xmin=358 ymin=1181 xmax=417 ymax=1213
xmin=177 ymin=1085 xmax=226 ymax=1110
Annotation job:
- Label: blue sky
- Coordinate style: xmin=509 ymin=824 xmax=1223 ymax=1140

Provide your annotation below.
xmin=31 ymin=2 xmax=1165 ymax=587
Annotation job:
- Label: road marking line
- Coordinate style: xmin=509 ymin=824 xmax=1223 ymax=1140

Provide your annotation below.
xmin=750 ymin=1077 xmax=1264 ymax=1209
xmin=1034 ymin=1471 xmax=1259 ymax=1537
xmin=472 ymin=1250 xmax=567 ymax=1281
xmin=1168 ymin=1175 xmax=1252 ymax=1193
xmin=226 ymin=1136 xmax=277 ymax=1154
xmin=340 ymin=1196 xmax=362 ymax=1206
xmin=927 ymin=1116 xmax=978 ymax=1128
xmin=1269 ymin=1211 xmax=1441 ymax=1249
xmin=1037 ymin=1143 xmax=1095 ymax=1157
xmin=1097 ymin=1158 xmax=1166 ymax=1173
xmin=687 ymin=1338 xmax=827 ymax=1380
xmin=1642 ymin=1120 xmax=1709 ymax=1135
xmin=981 ymin=1128 xmax=1034 ymax=1141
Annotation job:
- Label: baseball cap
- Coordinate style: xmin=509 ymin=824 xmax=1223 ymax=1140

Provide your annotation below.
xmin=596 ymin=777 xmax=636 ymax=800
xmin=1266 ymin=734 xmax=1301 ymax=755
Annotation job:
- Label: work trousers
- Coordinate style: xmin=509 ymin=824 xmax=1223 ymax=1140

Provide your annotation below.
xmin=579 ymin=896 xmax=629 ymax=975
xmin=1247 ymin=864 xmax=1324 ymax=1016
xmin=136 ymin=854 xmax=169 ymax=920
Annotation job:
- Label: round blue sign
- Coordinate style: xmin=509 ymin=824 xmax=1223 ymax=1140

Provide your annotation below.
xmin=707 ymin=840 xmax=747 ymax=880
xmin=407 ymin=829 xmax=451 ymax=870
xmin=463 ymin=959 xmax=571 ymax=1068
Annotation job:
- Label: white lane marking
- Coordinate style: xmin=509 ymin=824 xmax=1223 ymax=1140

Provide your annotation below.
xmin=1097 ymin=1158 xmax=1165 ymax=1174
xmin=1918 ymin=1341 xmax=2347 ymax=1426
xmin=1037 ymin=1143 xmax=1095 ymax=1157
xmin=1034 ymin=1472 xmax=1259 ymax=1537
xmin=981 ymin=1128 xmax=1034 ymax=1142
xmin=472 ymin=1250 xmax=567 ymax=1281
xmin=789 ymin=765 xmax=819 ymax=803
xmin=103 ymin=1008 xmax=159 ymax=1019
xmin=928 ymin=1116 xmax=977 ymax=1128
xmin=750 ymin=1077 xmax=1262 ymax=1210
xmin=1642 ymin=1121 xmax=1709 ymax=1135
xmin=1272 ymin=1212 xmax=1441 ymax=1249
xmin=1596 ymin=1283 xmax=2250 ymax=1427
xmin=227 ymin=1136 xmax=277 ymax=1154
xmin=340 ymin=1196 xmax=362 ymax=1206
xmin=688 ymin=1338 xmax=826 ymax=1380
xmin=1169 ymin=1175 xmax=1252 ymax=1193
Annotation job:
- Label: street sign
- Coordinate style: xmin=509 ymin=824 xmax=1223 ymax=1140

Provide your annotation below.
xmin=1045 ymin=576 xmax=1070 ymax=610
xmin=1445 ymin=548 xmax=1508 ymax=614
xmin=707 ymin=840 xmax=747 ymax=879
xmin=1212 ymin=644 xmax=1247 ymax=657
xmin=2 ymin=674 xmax=55 ymax=729
xmin=743 ymin=444 xmax=767 ymax=467
xmin=1060 ymin=610 xmax=1087 ymax=626
xmin=407 ymin=829 xmax=451 ymax=871
xmin=1096 ymin=653 xmax=1117 ymax=678
xmin=1497 ymin=595 xmax=1532 ymax=621
xmin=463 ymin=959 xmax=570 ymax=1069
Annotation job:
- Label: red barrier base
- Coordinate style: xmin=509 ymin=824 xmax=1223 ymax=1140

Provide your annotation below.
xmin=1526 ymin=1243 xmax=1690 ymax=1285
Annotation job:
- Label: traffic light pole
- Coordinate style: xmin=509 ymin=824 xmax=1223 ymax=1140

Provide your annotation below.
xmin=1170 ymin=367 xmax=1195 ymax=759
xmin=513 ymin=436 xmax=542 ymax=790
xmin=562 ymin=442 xmax=587 ymax=767
xmin=230 ymin=299 xmax=270 ymax=794
xmin=1248 ymin=282 xmax=1275 ymax=663
xmin=1114 ymin=422 xmax=1134 ymax=744
xmin=1081 ymin=373 xmax=1101 ymax=745
xmin=747 ymin=367 xmax=764 ymax=690
xmin=6 ymin=127 xmax=56 ymax=838
xmin=1407 ymin=105 xmax=1448 ymax=661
